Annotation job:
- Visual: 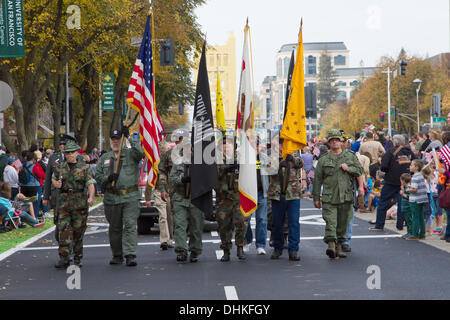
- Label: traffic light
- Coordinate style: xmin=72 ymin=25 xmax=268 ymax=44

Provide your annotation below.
xmin=160 ymin=39 xmax=174 ymax=66
xmin=379 ymin=112 xmax=385 ymax=122
xmin=391 ymin=106 xmax=398 ymax=122
xmin=400 ymin=60 xmax=407 ymax=76
xmin=432 ymin=93 xmax=441 ymax=117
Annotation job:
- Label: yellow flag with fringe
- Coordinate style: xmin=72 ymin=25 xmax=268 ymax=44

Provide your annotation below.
xmin=280 ymin=20 xmax=307 ymax=159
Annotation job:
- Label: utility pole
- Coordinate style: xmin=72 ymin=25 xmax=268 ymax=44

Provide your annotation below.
xmin=99 ymin=76 xmax=103 ymax=151
xmin=382 ymin=67 xmax=392 ymax=137
xmin=65 ymin=63 xmax=70 ymax=135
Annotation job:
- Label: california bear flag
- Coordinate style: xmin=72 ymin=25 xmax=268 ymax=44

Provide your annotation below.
xmin=237 ymin=21 xmax=257 ymax=217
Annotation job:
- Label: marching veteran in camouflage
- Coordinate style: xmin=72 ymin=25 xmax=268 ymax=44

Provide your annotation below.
xmin=268 ymin=137 xmax=305 ymax=261
xmin=216 ymin=139 xmax=248 ymax=262
xmin=95 ymin=128 xmax=144 ymax=267
xmin=169 ymin=161 xmax=204 ymax=263
xmin=313 ymin=129 xmax=364 ymax=259
xmin=52 ymin=141 xmax=95 ymax=268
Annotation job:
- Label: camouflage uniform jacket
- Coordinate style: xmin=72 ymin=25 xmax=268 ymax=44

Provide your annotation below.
xmin=169 ymin=162 xmax=192 ymax=207
xmin=268 ymin=152 xmax=304 ymax=201
xmin=216 ymin=163 xmax=239 ymax=202
xmin=312 ymin=150 xmax=363 ymax=204
xmin=52 ymin=160 xmax=96 ymax=210
xmin=95 ymin=139 xmax=144 ymax=205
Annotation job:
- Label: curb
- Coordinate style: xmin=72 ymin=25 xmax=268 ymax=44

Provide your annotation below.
xmin=0 ymin=202 xmax=104 ymax=262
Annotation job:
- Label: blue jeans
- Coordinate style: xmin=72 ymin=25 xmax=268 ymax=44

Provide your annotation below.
xmin=445 ymin=209 xmax=450 ymax=240
xmin=343 ymin=210 xmax=354 ymax=246
xmin=245 ymin=192 xmax=268 ymax=248
xmin=375 ymin=184 xmax=402 ymax=229
xmin=271 ymin=197 xmax=300 ymax=254
xmin=38 ymin=186 xmax=49 ymax=214
xmin=19 ymin=211 xmax=39 ymax=226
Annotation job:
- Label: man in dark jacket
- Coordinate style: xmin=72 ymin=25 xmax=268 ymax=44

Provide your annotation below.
xmin=369 ymin=135 xmax=416 ymax=231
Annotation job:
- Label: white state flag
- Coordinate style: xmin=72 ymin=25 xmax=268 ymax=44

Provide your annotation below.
xmin=237 ymin=23 xmax=257 ymax=217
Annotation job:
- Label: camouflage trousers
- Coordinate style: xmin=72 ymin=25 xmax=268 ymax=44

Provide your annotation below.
xmin=216 ymin=198 xmax=248 ymax=250
xmin=57 ymin=207 xmax=88 ymax=259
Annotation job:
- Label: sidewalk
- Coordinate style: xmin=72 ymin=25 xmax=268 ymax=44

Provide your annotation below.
xmin=355 ymin=210 xmax=450 ymax=254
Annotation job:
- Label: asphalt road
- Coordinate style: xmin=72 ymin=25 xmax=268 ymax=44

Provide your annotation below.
xmin=1 ymin=199 xmax=449 ymax=300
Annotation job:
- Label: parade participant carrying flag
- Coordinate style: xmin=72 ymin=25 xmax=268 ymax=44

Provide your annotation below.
xmin=216 ymin=71 xmax=226 ymax=134
xmin=237 ymin=19 xmax=257 ymax=217
xmin=190 ymin=41 xmax=219 ymax=217
xmin=126 ymin=13 xmax=164 ymax=188
xmin=280 ymin=19 xmax=307 ymax=159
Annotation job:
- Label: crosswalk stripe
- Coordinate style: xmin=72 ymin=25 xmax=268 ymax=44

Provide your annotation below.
xmin=224 ymin=286 xmax=239 ymax=300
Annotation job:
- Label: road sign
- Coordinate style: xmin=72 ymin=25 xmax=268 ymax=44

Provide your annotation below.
xmin=0 ymin=81 xmax=13 ymax=111
xmin=102 ymin=73 xmax=115 ymax=111
xmin=0 ymin=0 xmax=25 ymax=58
xmin=433 ymin=117 xmax=446 ymax=123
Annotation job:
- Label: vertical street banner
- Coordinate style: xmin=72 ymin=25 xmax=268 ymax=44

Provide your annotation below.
xmin=280 ymin=20 xmax=307 ymax=159
xmin=191 ymin=41 xmax=219 ymax=216
xmin=0 ymin=0 xmax=25 ymax=58
xmin=102 ymin=73 xmax=115 ymax=111
xmin=237 ymin=22 xmax=257 ymax=217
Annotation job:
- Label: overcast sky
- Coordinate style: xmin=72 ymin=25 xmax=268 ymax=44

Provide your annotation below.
xmin=195 ymin=0 xmax=449 ymax=91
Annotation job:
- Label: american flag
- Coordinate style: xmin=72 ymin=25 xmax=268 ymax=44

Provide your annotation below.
xmin=126 ymin=14 xmax=164 ymax=187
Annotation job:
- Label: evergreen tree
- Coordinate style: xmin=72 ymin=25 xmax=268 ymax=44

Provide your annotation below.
xmin=317 ymin=48 xmax=338 ymax=109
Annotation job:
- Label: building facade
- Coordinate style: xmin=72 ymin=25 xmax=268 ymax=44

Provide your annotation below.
xmin=194 ymin=33 xmax=237 ymax=129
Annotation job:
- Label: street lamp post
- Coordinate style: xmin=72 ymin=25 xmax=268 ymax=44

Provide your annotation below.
xmin=413 ymin=79 xmax=422 ymax=133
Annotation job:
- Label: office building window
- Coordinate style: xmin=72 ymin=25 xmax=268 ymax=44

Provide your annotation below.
xmin=306 ymin=55 xmax=316 ymax=75
xmin=337 ymin=91 xmax=347 ymax=100
xmin=284 ymin=57 xmax=290 ymax=78
xmin=217 ymin=54 xmax=221 ymax=66
xmin=223 ymin=54 xmax=228 ymax=66
xmin=334 ymin=55 xmax=345 ymax=66
xmin=277 ymin=58 xmax=282 ymax=77
xmin=209 ymin=55 xmax=214 ymax=66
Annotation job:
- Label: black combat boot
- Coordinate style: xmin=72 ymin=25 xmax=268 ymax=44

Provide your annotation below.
xmin=189 ymin=252 xmax=199 ymax=263
xmin=176 ymin=251 xmax=187 ymax=263
xmin=125 ymin=255 xmax=137 ymax=267
xmin=341 ymin=243 xmax=351 ymax=252
xmin=55 ymin=257 xmax=70 ymax=269
xmin=73 ymin=257 xmax=82 ymax=267
xmin=237 ymin=246 xmax=246 ymax=260
xmin=220 ymin=249 xmax=230 ymax=262
xmin=270 ymin=250 xmax=282 ymax=259
xmin=160 ymin=242 xmax=168 ymax=250
xmin=336 ymin=243 xmax=347 ymax=258
xmin=109 ymin=256 xmax=123 ymax=265
xmin=326 ymin=241 xmax=336 ymax=259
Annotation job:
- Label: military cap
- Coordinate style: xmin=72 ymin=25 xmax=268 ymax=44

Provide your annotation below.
xmin=326 ymin=129 xmax=344 ymax=142
xmin=63 ymin=140 xmax=81 ymax=153
xmin=110 ymin=129 xmax=122 ymax=139
xmin=171 ymin=129 xmax=189 ymax=142
xmin=59 ymin=133 xmax=77 ymax=145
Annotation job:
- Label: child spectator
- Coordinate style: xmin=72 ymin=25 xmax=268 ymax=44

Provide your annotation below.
xmin=429 ymin=162 xmax=444 ymax=234
xmin=421 ymin=165 xmax=434 ymax=236
xmin=399 ymin=173 xmax=413 ymax=239
xmin=407 ymin=160 xmax=428 ymax=240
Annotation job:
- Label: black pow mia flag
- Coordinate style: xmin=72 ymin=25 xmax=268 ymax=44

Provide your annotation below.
xmin=190 ymin=41 xmax=219 ymax=217
xmin=283 ymin=50 xmax=295 ymax=122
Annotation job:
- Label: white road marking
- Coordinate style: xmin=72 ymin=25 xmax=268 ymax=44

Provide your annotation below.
xmin=215 ymin=250 xmax=224 ymax=260
xmin=224 ymin=286 xmax=239 ymax=300
xmin=18 ymin=234 xmax=403 ymax=251
xmin=87 ymin=223 xmax=109 ymax=227
xmin=211 ymin=231 xmax=219 ymax=237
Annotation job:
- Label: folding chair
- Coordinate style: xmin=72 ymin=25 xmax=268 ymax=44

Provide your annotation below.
xmin=4 ymin=209 xmax=21 ymax=230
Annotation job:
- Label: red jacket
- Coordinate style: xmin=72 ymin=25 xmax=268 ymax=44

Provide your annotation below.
xmin=32 ymin=162 xmax=46 ymax=186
